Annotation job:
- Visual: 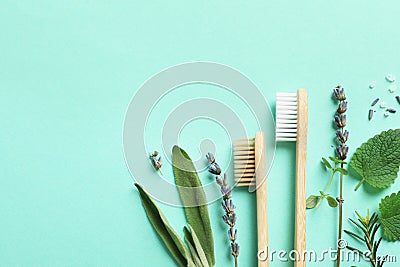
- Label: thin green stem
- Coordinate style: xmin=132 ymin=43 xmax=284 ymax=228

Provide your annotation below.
xmin=315 ymin=168 xmax=336 ymax=208
xmin=234 ymin=256 xmax=238 ymax=267
xmin=354 ymin=178 xmax=365 ymax=191
xmin=336 ymin=171 xmax=344 ymax=267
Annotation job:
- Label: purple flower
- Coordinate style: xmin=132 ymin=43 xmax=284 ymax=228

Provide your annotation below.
xmin=336 ymin=130 xmax=349 ymax=144
xmin=337 ymin=101 xmax=348 ymax=114
xmin=222 ymin=199 xmax=236 ymax=214
xmin=333 ymin=86 xmax=346 ymax=101
xmin=206 ymin=152 xmax=215 ymax=164
xmin=207 ymin=153 xmax=239 ymax=262
xmin=149 ymin=151 xmax=162 ymax=172
xmin=231 ymin=243 xmax=240 ymax=257
xmin=208 ymin=162 xmax=221 ymax=175
xmin=336 ymin=145 xmax=349 ymax=160
xmin=228 ymin=228 xmax=237 ymax=242
xmin=334 ymin=115 xmax=347 ymax=128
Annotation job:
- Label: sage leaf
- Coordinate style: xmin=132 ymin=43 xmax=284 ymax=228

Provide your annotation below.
xmin=184 ymin=227 xmax=203 ymax=267
xmin=322 ymin=157 xmax=332 ymax=169
xmin=379 ymin=191 xmax=400 ymax=241
xmin=326 ymin=196 xmax=338 ymax=208
xmin=135 ymin=183 xmax=191 ymax=267
xmin=350 ymin=129 xmax=400 ymax=190
xmin=172 ymin=145 xmax=215 ymax=266
xmin=186 ymin=225 xmax=210 ymax=267
xmin=306 ymin=195 xmax=319 ymax=209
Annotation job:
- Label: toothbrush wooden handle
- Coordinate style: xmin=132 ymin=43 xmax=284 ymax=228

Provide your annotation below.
xmin=255 ymin=132 xmax=269 ymax=267
xmin=295 ymin=89 xmax=308 ymax=267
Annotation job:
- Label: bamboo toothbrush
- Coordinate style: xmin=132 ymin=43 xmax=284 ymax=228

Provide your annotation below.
xmin=276 ymin=88 xmax=308 ymax=267
xmin=234 ymin=132 xmax=268 ymax=267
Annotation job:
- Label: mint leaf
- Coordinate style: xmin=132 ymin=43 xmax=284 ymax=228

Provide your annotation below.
xmin=379 ymin=191 xmax=400 ymax=241
xmin=350 ymin=129 xmax=400 ymax=190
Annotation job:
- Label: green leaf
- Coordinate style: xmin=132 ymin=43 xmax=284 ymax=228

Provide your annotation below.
xmin=306 ymin=195 xmax=319 ymax=209
xmin=350 ymin=129 xmax=400 ymax=190
xmin=379 ymin=191 xmax=400 ymax=241
xmin=172 ymin=145 xmax=215 ymax=266
xmin=134 ymin=183 xmax=191 ymax=267
xmin=336 ymin=168 xmax=348 ymax=175
xmin=184 ymin=227 xmax=203 ymax=267
xmin=322 ymin=157 xmax=332 ymax=169
xmin=326 ymin=196 xmax=338 ymax=208
xmin=188 ymin=225 xmax=209 ymax=267
xmin=329 ymin=156 xmax=337 ymax=163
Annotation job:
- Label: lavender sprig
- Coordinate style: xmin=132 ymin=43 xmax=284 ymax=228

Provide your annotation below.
xmin=207 ymin=152 xmax=239 ymax=267
xmin=306 ymin=85 xmax=350 ymax=267
xmin=333 ymin=85 xmax=349 ymax=267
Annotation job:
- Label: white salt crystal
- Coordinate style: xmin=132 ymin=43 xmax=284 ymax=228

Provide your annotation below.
xmin=386 ymin=74 xmax=396 ymax=82
xmin=369 ymin=82 xmax=376 ymax=89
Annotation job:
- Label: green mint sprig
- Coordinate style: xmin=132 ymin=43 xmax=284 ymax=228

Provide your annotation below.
xmin=306 ymin=157 xmax=348 ymax=209
xmin=350 ymin=129 xmax=400 ymax=191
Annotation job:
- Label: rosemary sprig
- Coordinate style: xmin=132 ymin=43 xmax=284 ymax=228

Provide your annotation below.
xmin=345 ymin=210 xmax=385 ymax=267
xmin=206 ymin=152 xmax=239 ymax=267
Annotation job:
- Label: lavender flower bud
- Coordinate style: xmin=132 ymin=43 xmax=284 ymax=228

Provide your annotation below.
xmin=336 ymin=145 xmax=349 ymax=160
xmin=206 ymin=152 xmax=215 ymax=164
xmin=333 ymin=86 xmax=346 ymax=101
xmin=222 ymin=199 xmax=236 ymax=214
xmin=222 ymin=214 xmax=230 ymax=225
xmin=222 ymin=173 xmax=228 ymax=186
xmin=336 ymin=130 xmax=349 ymax=144
xmin=221 ymin=185 xmax=232 ymax=199
xmin=337 ymin=101 xmax=348 ymax=114
xmin=334 ymin=115 xmax=346 ymax=128
xmin=228 ymin=228 xmax=237 ymax=242
xmin=150 ymin=155 xmax=162 ymax=170
xmin=231 ymin=243 xmax=240 ymax=257
xmin=230 ymin=213 xmax=237 ymax=226
xmin=216 ymin=175 xmax=223 ymax=186
xmin=222 ymin=213 xmax=235 ymax=227
xmin=208 ymin=162 xmax=221 ymax=175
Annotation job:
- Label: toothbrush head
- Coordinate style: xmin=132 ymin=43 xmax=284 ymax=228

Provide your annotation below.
xmin=276 ymin=92 xmax=299 ymax=142
xmin=233 ymin=137 xmax=256 ymax=187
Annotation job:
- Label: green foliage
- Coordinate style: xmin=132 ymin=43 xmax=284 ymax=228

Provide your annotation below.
xmin=134 ymin=145 xmax=215 ymax=267
xmin=379 ymin=191 xmax=400 ymax=241
xmin=350 ymin=129 xmax=400 ymax=191
xmin=135 ymin=183 xmax=193 ymax=267
xmin=306 ymin=195 xmax=319 ymax=209
xmin=306 ymin=157 xmax=347 ymax=209
xmin=345 ymin=210 xmax=386 ymax=267
xmin=326 ymin=196 xmax=338 ymax=208
xmin=172 ymin=145 xmax=215 ymax=266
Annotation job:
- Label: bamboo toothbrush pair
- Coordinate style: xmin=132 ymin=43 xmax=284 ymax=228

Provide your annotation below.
xmin=234 ymin=88 xmax=308 ymax=267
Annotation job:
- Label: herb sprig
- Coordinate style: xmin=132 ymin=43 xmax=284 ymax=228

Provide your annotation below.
xmin=307 ymin=157 xmax=348 ymax=209
xmin=345 ymin=210 xmax=386 ymax=267
xmin=206 ymin=152 xmax=240 ymax=267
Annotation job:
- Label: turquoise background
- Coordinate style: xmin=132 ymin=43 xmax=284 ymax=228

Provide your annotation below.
xmin=1 ymin=1 xmax=399 ymax=266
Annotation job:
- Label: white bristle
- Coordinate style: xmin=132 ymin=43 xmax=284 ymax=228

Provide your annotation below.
xmin=276 ymin=92 xmax=298 ymax=142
